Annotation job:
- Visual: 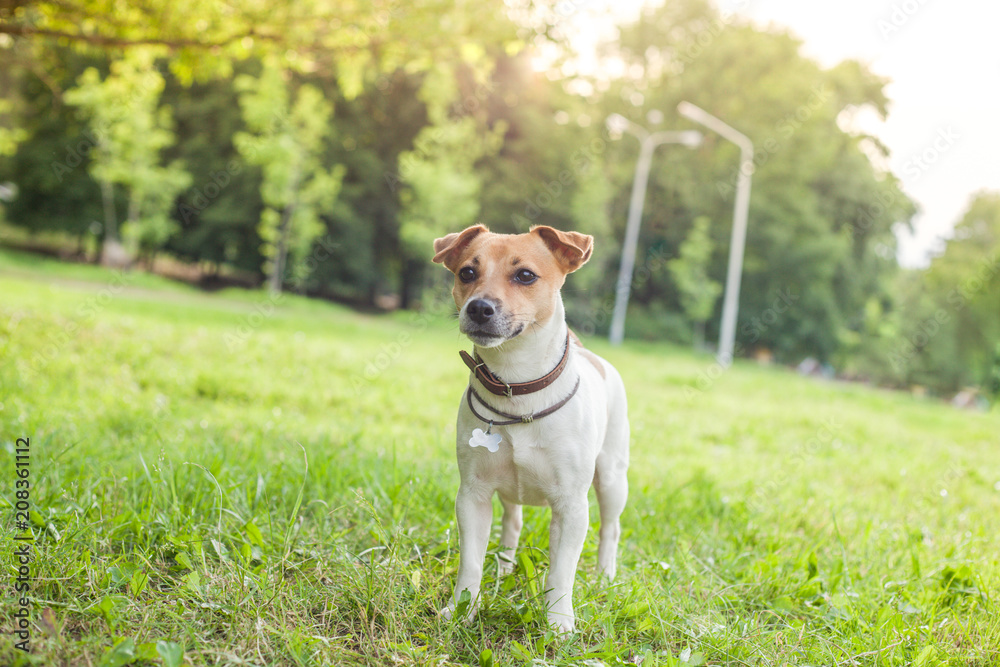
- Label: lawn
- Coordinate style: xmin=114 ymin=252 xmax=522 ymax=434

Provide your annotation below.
xmin=1 ymin=248 xmax=998 ymax=666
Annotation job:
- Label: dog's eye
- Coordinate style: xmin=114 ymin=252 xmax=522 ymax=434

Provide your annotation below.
xmin=513 ymin=269 xmax=538 ymax=285
xmin=458 ymin=267 xmax=477 ymax=283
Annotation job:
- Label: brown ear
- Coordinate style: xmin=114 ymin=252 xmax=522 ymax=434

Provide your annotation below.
xmin=531 ymin=226 xmax=594 ymax=274
xmin=432 ymin=224 xmax=488 ymax=271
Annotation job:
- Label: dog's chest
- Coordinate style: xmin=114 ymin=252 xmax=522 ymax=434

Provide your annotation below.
xmin=486 ymin=426 xmax=577 ymax=506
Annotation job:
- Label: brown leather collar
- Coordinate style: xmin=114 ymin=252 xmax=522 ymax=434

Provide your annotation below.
xmin=460 ymin=333 xmax=571 ymax=397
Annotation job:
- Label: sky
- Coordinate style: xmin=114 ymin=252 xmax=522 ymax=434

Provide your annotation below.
xmin=733 ymin=0 xmax=1000 ymax=267
xmin=564 ymin=0 xmax=1000 ymax=267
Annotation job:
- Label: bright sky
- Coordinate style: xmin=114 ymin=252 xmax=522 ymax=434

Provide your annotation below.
xmin=563 ymin=0 xmax=1000 ymax=267
xmin=735 ymin=0 xmax=1000 ymax=267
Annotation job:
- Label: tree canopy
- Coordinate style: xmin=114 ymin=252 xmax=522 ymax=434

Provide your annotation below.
xmin=1 ymin=0 xmax=994 ymax=397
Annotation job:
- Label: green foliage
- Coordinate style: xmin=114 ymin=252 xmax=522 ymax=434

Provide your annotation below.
xmin=875 ymin=191 xmax=1000 ymax=395
xmin=0 ymin=50 xmax=108 ymax=245
xmin=1 ymin=256 xmax=999 ymax=665
xmin=607 ymin=1 xmax=915 ymax=360
xmin=397 ymin=64 xmax=501 ymax=261
xmin=63 ymin=50 xmax=191 ymax=253
xmin=3 ymin=0 xmax=994 ymax=399
xmin=668 ymin=216 xmax=722 ymax=344
xmin=161 ymin=62 xmax=266 ymax=274
xmin=0 ymin=99 xmax=26 ymax=156
xmin=234 ymin=59 xmax=344 ymax=291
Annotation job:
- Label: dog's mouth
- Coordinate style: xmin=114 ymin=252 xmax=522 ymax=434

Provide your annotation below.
xmin=463 ymin=323 xmax=525 ymax=347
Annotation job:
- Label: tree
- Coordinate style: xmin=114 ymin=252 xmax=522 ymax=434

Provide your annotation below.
xmin=4 ymin=0 xmax=527 ymax=303
xmin=64 ymin=49 xmax=190 ymax=264
xmin=845 ymin=191 xmax=1000 ymax=395
xmin=0 ymin=48 xmax=108 ymax=255
xmin=396 ymin=63 xmax=504 ymax=307
xmin=604 ymin=0 xmax=915 ymax=358
xmin=668 ymin=216 xmax=722 ymax=349
xmin=0 ymin=97 xmax=26 ymax=226
xmin=918 ymin=191 xmax=1000 ymax=392
xmin=234 ymin=58 xmax=343 ymax=293
xmin=160 ymin=61 xmax=266 ymax=277
xmin=0 ymin=0 xmax=523 ymax=91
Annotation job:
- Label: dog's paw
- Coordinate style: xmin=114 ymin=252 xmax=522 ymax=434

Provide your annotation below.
xmin=440 ymin=593 xmax=480 ymax=624
xmin=547 ymin=613 xmax=576 ymax=635
xmin=546 ymin=598 xmax=576 ymax=635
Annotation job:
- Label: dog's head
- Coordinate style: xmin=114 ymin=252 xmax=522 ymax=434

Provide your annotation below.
xmin=432 ymin=225 xmax=593 ymax=347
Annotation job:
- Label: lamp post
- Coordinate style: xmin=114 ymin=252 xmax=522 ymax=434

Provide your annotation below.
xmin=606 ymin=113 xmax=702 ymax=346
xmin=677 ymin=101 xmax=753 ymax=368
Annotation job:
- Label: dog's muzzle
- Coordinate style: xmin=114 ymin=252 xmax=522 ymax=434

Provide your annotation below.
xmin=460 ymin=297 xmax=522 ymax=346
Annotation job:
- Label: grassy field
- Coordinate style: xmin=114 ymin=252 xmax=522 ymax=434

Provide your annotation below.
xmin=1 ymin=247 xmax=998 ymax=666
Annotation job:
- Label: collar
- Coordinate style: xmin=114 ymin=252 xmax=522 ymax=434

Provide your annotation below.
xmin=466 ymin=376 xmax=580 ymax=426
xmin=459 ymin=332 xmax=572 ymax=397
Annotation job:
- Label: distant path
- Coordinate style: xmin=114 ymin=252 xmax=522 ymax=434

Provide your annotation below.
xmin=0 ymin=265 xmax=269 ymax=315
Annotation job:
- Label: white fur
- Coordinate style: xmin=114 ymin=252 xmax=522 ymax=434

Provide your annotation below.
xmin=443 ymin=295 xmax=630 ymax=633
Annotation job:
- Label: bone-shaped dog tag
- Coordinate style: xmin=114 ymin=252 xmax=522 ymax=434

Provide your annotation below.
xmin=469 ymin=428 xmax=501 ymax=452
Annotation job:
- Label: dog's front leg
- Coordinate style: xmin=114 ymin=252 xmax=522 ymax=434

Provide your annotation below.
xmin=443 ymin=484 xmax=493 ymax=621
xmin=498 ymin=497 xmax=523 ymax=576
xmin=545 ymin=494 xmax=589 ymax=633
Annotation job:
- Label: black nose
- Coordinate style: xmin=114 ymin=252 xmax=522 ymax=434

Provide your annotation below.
xmin=466 ymin=299 xmax=496 ymax=324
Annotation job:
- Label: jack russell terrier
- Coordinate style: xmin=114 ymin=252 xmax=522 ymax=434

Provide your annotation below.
xmin=432 ymin=224 xmax=630 ymax=633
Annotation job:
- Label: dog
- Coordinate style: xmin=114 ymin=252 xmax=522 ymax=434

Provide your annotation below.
xmin=432 ymin=224 xmax=630 ymax=633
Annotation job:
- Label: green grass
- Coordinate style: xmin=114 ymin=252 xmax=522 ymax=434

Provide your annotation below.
xmin=1 ymin=248 xmax=998 ymax=666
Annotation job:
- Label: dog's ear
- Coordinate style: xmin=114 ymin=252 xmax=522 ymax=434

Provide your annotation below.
xmin=433 ymin=224 xmax=488 ymax=272
xmin=531 ymin=226 xmax=594 ymax=274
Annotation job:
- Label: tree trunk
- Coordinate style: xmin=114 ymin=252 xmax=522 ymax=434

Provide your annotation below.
xmin=126 ymin=193 xmax=141 ymax=226
xmin=269 ymin=201 xmax=297 ymax=294
xmin=694 ymin=320 xmax=706 ymax=351
xmin=399 ymin=258 xmax=423 ymax=310
xmin=269 ymin=158 xmax=302 ymax=295
xmin=99 ymin=178 xmax=118 ymax=241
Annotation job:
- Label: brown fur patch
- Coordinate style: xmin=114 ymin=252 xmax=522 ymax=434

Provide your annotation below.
xmin=579 ymin=348 xmax=606 ymax=378
xmin=568 ymin=329 xmax=606 ymax=378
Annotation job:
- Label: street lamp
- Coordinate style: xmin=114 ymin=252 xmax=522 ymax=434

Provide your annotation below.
xmin=677 ymin=101 xmax=753 ymax=368
xmin=606 ymin=113 xmax=702 ymax=346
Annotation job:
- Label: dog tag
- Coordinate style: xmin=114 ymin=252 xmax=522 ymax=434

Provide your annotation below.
xmin=469 ymin=428 xmax=502 ymax=452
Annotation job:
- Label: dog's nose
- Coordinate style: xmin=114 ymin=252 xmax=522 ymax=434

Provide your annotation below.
xmin=466 ymin=299 xmax=496 ymax=324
